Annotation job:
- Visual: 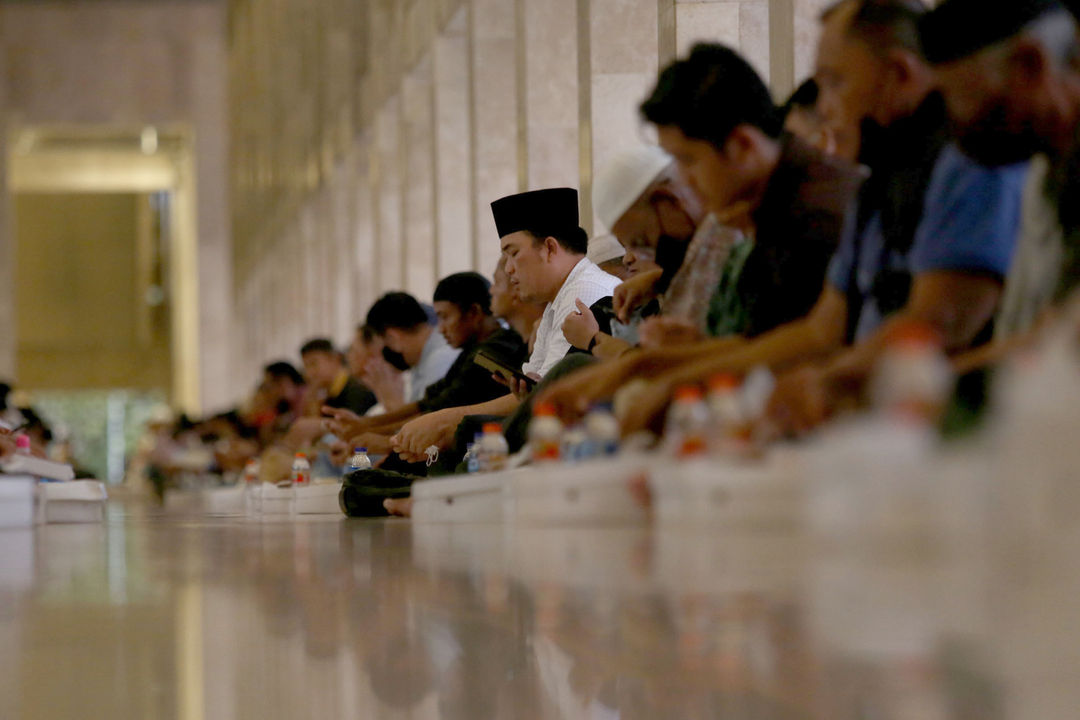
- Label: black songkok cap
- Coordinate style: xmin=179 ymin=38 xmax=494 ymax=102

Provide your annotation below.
xmin=490 ymin=188 xmax=580 ymax=239
xmin=921 ymin=0 xmax=1065 ymax=64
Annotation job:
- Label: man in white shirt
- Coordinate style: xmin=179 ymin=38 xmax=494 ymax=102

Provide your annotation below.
xmin=497 ymin=188 xmax=620 ymax=379
xmin=389 ymin=187 xmax=617 ymax=461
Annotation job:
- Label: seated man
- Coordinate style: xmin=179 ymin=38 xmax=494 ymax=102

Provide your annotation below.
xmin=280 ymin=338 xmax=376 ymax=449
xmin=925 ymin=0 xmax=1080 ymax=345
xmin=389 ymin=187 xmax=619 ymax=462
xmin=365 ymin=292 xmax=461 ymax=409
xmin=324 ymin=272 xmax=528 ymax=454
xmin=587 ymin=234 xmax=633 ymax=281
xmin=542 ymin=41 xmax=866 ymax=419
xmin=545 ymin=3 xmax=1026 ymax=434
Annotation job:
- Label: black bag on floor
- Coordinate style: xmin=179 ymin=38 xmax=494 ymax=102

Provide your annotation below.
xmin=338 ymin=467 xmax=418 ymax=517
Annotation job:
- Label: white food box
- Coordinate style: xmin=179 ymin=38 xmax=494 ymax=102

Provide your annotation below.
xmin=506 ymin=455 xmax=653 ymax=525
xmin=203 ymin=484 xmax=245 ymax=517
xmin=244 ymin=483 xmax=261 ymax=518
xmin=652 ymin=455 xmax=803 ymax=530
xmin=41 ymin=480 xmax=107 ymax=524
xmin=1 ymin=455 xmax=75 ymax=482
xmin=259 ymin=483 xmax=294 ymax=517
xmin=0 ymin=475 xmax=39 ymax=528
xmin=294 ymin=482 xmax=344 ymax=515
xmin=411 ymin=471 xmax=512 ymax=523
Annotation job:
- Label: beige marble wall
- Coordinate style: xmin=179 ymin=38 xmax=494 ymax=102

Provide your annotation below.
xmin=0 ymin=0 xmax=233 ymax=411
xmin=589 ymin=0 xmax=661 ymax=233
xmin=470 ymin=0 xmax=521 ymax=275
xmin=433 ymin=10 xmax=475 ymax=278
xmin=675 ymin=0 xmax=770 ymax=81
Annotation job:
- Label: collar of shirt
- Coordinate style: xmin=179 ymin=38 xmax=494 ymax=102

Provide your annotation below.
xmin=327 ymin=371 xmax=349 ymax=400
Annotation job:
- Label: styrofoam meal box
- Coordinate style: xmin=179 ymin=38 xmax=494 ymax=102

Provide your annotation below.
xmin=244 ymin=482 xmax=261 ymax=518
xmin=0 ymin=475 xmax=38 ymax=528
xmin=651 ymin=455 xmax=803 ymax=530
xmin=203 ymin=484 xmax=245 ymax=516
xmin=259 ymin=482 xmax=294 ymax=517
xmin=1 ymin=455 xmax=75 ymax=482
xmin=41 ymin=480 xmax=107 ymax=524
xmin=411 ymin=470 xmax=517 ymax=523
xmin=506 ymin=455 xmax=654 ymax=525
xmin=295 ymin=481 xmax=344 ymax=515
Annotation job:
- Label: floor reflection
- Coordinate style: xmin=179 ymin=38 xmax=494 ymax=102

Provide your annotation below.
xmin=7 ymin=501 xmax=1056 ymax=718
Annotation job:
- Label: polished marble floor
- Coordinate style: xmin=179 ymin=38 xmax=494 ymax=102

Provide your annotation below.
xmin=0 ymin=499 xmax=1070 ymax=719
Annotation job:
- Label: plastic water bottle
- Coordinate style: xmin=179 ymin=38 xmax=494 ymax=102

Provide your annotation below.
xmin=465 ymin=437 xmax=481 ymax=473
xmin=871 ymin=321 xmax=953 ymax=423
xmin=477 ymin=423 xmax=509 ymax=472
xmin=291 ymin=452 xmax=311 ymax=486
xmin=242 ymin=458 xmax=260 ymax=515
xmin=560 ymin=424 xmax=589 ymax=463
xmin=345 ymin=447 xmax=372 ymax=475
xmin=583 ymin=404 xmax=619 ymax=458
xmin=529 ymin=402 xmax=563 ymax=462
xmin=707 ymin=373 xmax=750 ymax=455
xmin=665 ymin=386 xmax=710 ymax=458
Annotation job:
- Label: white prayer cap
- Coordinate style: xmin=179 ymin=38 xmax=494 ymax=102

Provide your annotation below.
xmin=587 ymin=234 xmax=625 ymax=266
xmin=593 ymin=145 xmax=673 ymax=232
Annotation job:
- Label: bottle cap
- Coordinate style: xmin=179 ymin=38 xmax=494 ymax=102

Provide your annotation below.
xmin=884 ymin=320 xmax=941 ymax=350
xmin=707 ymin=373 xmax=740 ymax=392
xmin=674 ymin=385 xmax=703 ymax=403
xmin=534 ymin=402 xmax=558 ymax=417
xmin=357 ymin=447 xmax=367 ymax=453
xmin=295 ymin=452 xmax=306 ymax=459
xmin=482 ymin=422 xmax=502 ymax=434
xmin=15 ymin=435 xmax=30 ymax=450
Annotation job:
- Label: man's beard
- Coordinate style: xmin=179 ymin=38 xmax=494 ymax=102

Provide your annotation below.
xmin=953 ymin=102 xmax=1046 ymax=167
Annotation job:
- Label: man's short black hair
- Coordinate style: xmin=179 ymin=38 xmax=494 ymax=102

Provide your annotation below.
xmin=264 ymin=361 xmax=304 ymax=386
xmin=523 ymin=225 xmax=590 ymax=255
xmin=640 ymin=43 xmax=781 ymax=149
xmin=299 ymin=338 xmax=338 ymax=357
xmin=822 ymin=0 xmax=927 ymax=56
xmin=781 ymin=78 xmax=821 ymax=119
xmin=433 ymin=272 xmax=493 ymax=315
xmin=357 ymin=324 xmax=377 ymax=344
xmin=365 ymin=292 xmax=432 ymax=335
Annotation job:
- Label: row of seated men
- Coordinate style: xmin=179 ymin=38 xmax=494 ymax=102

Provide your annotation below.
xmin=162 ymin=0 xmax=1080 ymax=511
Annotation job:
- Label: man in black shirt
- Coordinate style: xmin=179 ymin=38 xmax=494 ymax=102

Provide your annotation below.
xmin=324 ymin=273 xmax=526 ymax=454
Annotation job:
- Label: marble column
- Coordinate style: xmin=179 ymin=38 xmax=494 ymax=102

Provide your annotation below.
xmin=402 ymin=55 xmax=438 ymax=303
xmin=469 ymin=0 xmax=520 ymax=276
xmin=674 ymin=0 xmax=770 ymax=83
xmin=588 ymin=0 xmax=661 ymax=233
xmin=522 ymin=0 xmax=580 ymax=193
xmin=433 ymin=7 xmax=474 ymax=278
xmin=374 ymin=95 xmax=405 ymax=293
xmin=352 ymin=135 xmax=378 ymax=325
xmin=794 ymin=0 xmax=832 ymax=83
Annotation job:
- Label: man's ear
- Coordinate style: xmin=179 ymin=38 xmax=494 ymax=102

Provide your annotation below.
xmin=1007 ymin=36 xmax=1051 ymax=86
xmin=543 ymin=235 xmax=561 ymax=259
xmin=722 ymin=125 xmax=757 ymax=166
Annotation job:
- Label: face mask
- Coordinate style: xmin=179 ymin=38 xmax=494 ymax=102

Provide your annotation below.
xmin=381 ymin=347 xmax=411 ymax=371
xmin=654 ymin=234 xmax=690 ymax=292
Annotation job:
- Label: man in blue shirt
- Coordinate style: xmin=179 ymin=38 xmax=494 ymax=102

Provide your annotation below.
xmin=542 ymin=0 xmax=1027 ymax=435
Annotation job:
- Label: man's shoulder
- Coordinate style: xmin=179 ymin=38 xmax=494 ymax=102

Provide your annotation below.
xmin=932 ymin=144 xmax=1028 ymax=196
